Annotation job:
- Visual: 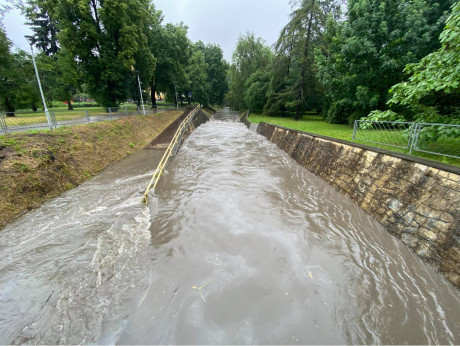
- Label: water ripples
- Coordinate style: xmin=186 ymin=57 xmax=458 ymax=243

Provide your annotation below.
xmin=0 ymin=112 xmax=458 ymax=344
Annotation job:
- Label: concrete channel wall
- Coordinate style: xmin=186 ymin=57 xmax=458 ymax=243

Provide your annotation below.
xmin=191 ymin=109 xmax=210 ymax=129
xmin=256 ymin=122 xmax=460 ymax=287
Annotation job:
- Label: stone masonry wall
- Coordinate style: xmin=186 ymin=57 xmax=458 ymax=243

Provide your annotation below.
xmin=257 ymin=122 xmax=460 ymax=287
xmin=239 ymin=111 xmax=251 ymax=128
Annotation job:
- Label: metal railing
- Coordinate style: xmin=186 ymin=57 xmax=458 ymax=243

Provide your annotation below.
xmin=0 ymin=104 xmax=185 ymax=134
xmin=143 ymin=105 xmax=201 ymax=204
xmin=353 ymin=120 xmax=460 ymax=159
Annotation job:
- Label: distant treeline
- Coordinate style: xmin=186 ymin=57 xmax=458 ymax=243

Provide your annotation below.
xmin=226 ymin=0 xmax=460 ymax=125
xmin=0 ymin=0 xmax=229 ymax=113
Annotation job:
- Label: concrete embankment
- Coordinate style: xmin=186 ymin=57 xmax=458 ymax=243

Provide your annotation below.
xmin=0 ymin=110 xmax=188 ymax=229
xmin=257 ymin=122 xmax=460 ymax=287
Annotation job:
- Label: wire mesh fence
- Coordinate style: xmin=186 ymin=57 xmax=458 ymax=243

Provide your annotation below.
xmin=0 ymin=104 xmax=184 ymax=134
xmin=353 ymin=120 xmax=460 ymax=160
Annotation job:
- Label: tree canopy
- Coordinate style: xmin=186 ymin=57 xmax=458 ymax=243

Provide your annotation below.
xmin=366 ymin=1 xmax=460 ymax=124
xmin=226 ymin=31 xmax=273 ymax=111
xmin=226 ymin=0 xmax=457 ymax=127
xmin=1 ymin=0 xmax=229 ymax=113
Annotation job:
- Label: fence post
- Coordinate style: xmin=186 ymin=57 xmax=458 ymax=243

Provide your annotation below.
xmin=407 ymin=122 xmax=416 ymax=151
xmin=409 ymin=123 xmax=416 ymax=155
xmin=409 ymin=123 xmax=422 ymax=155
xmin=352 ymin=120 xmax=358 ymax=142
xmin=50 ymin=111 xmax=57 ymax=128
xmin=109 ymin=107 xmax=112 ymax=120
xmin=125 ymin=105 xmax=128 ymax=116
xmin=137 ymin=106 xmax=140 ymax=115
xmin=85 ymin=110 xmax=90 ymax=123
xmin=0 ymin=112 xmax=7 ymax=133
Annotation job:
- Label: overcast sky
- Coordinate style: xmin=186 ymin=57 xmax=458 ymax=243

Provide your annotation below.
xmin=1 ymin=0 xmax=293 ymax=62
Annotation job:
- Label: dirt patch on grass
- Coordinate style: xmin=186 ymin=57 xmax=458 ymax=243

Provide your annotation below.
xmin=0 ymin=111 xmax=183 ymax=230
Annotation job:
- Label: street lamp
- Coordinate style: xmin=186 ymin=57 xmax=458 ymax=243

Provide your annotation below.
xmin=25 ymin=35 xmax=54 ymax=130
xmin=135 ymin=70 xmax=146 ymax=116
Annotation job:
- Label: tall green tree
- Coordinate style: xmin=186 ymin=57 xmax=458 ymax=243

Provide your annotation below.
xmin=1 ymin=27 xmax=42 ymax=114
xmin=366 ymin=1 xmax=460 ymax=124
xmin=56 ymin=0 xmax=156 ymax=107
xmin=186 ymin=42 xmax=209 ymax=105
xmin=226 ymin=31 xmax=272 ymax=110
xmin=0 ymin=50 xmax=40 ymax=114
xmin=0 ymin=27 xmax=14 ymax=113
xmin=244 ymin=67 xmax=271 ymax=113
xmin=149 ymin=22 xmax=190 ymax=107
xmin=202 ymin=43 xmax=228 ymax=105
xmin=25 ymin=0 xmax=59 ymax=56
xmin=36 ymin=49 xmax=79 ymax=109
xmin=316 ymin=0 xmax=454 ymax=124
xmin=265 ymin=0 xmax=340 ymax=119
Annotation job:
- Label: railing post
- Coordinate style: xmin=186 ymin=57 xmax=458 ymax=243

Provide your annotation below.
xmin=0 ymin=112 xmax=7 ymax=133
xmin=109 ymin=107 xmax=112 ymax=120
xmin=352 ymin=120 xmax=358 ymax=142
xmin=137 ymin=106 xmax=140 ymax=115
xmin=85 ymin=110 xmax=90 ymax=123
xmin=125 ymin=105 xmax=128 ymax=116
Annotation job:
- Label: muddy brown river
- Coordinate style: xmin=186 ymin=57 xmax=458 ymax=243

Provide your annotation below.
xmin=0 ymin=110 xmax=459 ymax=344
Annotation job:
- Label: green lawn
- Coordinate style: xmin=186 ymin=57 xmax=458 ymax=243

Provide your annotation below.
xmin=248 ymin=113 xmax=354 ymax=141
xmin=248 ymin=113 xmax=460 ymax=167
xmin=1 ymin=105 xmax=157 ymax=127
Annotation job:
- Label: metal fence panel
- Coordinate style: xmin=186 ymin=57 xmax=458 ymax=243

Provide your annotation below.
xmin=353 ymin=120 xmax=416 ymax=150
xmin=0 ymin=112 xmax=7 ymax=133
xmin=353 ymin=120 xmax=460 ymax=160
xmin=0 ymin=105 xmax=188 ymax=135
xmin=411 ymin=123 xmax=460 ymax=159
xmin=1 ymin=111 xmax=51 ymax=132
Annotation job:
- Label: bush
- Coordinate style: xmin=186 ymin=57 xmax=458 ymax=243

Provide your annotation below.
xmin=359 ymin=110 xmax=405 ymax=129
xmin=326 ymin=99 xmax=353 ymax=124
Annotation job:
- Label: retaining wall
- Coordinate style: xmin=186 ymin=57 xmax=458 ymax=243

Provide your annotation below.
xmin=191 ymin=109 xmax=209 ymax=129
xmin=257 ymin=122 xmax=460 ymax=287
xmin=239 ymin=111 xmax=251 ymax=128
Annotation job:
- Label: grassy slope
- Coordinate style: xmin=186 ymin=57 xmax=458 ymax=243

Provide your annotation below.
xmin=0 ymin=110 xmax=182 ymax=229
xmin=248 ymin=113 xmax=460 ymax=167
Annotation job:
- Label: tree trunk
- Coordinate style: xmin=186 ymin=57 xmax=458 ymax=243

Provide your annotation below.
xmin=150 ymin=75 xmax=157 ymax=107
xmin=295 ymin=0 xmax=315 ymax=121
xmin=4 ymin=97 xmax=15 ymax=116
xmin=67 ymin=99 xmax=73 ymax=110
xmin=107 ymin=81 xmax=117 ymax=106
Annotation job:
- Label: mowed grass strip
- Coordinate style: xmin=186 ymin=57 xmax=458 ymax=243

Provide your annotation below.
xmin=3 ymin=106 xmax=169 ymax=127
xmin=248 ymin=113 xmax=460 ymax=167
xmin=248 ymin=113 xmax=354 ymax=141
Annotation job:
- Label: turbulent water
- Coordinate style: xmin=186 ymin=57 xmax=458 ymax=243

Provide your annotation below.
xmin=0 ymin=110 xmax=459 ymax=344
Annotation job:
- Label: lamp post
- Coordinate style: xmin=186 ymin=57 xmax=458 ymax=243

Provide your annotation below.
xmin=25 ymin=36 xmax=54 ymax=129
xmin=174 ymin=85 xmax=178 ymax=110
xmin=135 ymin=71 xmax=146 ymax=115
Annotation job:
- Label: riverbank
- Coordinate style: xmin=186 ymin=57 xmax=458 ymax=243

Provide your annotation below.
xmin=248 ymin=113 xmax=460 ymax=167
xmin=0 ymin=110 xmax=183 ymax=229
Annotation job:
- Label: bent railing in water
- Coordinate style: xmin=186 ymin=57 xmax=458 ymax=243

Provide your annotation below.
xmin=143 ymin=105 xmax=201 ymax=204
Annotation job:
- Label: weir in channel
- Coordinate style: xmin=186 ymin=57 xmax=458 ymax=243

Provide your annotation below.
xmin=0 ymin=109 xmax=459 ymax=344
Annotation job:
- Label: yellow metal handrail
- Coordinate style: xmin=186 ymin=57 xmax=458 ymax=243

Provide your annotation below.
xmin=143 ymin=105 xmax=201 ymax=204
